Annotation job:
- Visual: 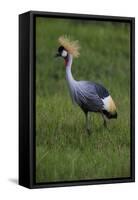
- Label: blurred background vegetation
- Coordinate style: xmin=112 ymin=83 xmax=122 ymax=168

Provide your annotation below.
xmin=36 ymin=17 xmax=130 ymax=183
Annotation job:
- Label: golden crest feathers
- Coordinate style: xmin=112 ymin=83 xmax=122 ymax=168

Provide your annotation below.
xmin=58 ymin=35 xmax=80 ymax=58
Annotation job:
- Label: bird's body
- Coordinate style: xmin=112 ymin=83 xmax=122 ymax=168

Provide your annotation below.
xmin=65 ymin=54 xmax=117 ymax=119
xmin=56 ymin=36 xmax=117 ymax=134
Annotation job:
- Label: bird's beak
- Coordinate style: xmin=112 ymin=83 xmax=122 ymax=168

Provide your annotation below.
xmin=55 ymin=53 xmax=60 ymax=57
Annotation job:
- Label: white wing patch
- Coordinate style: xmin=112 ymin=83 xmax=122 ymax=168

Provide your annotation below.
xmin=102 ymin=95 xmax=116 ymax=113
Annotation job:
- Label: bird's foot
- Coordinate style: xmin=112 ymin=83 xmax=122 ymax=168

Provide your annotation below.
xmin=103 ymin=121 xmax=110 ymax=131
xmin=103 ymin=121 xmax=107 ymax=128
xmin=86 ymin=128 xmax=91 ymax=135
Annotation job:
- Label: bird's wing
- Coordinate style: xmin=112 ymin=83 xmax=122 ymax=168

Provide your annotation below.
xmin=74 ymin=81 xmax=104 ymax=112
xmin=92 ymin=82 xmax=109 ymax=99
xmin=79 ymin=81 xmax=109 ymax=99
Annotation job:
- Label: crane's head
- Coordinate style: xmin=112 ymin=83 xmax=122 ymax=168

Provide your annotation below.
xmin=55 ymin=35 xmax=80 ymax=59
xmin=56 ymin=46 xmax=68 ymax=58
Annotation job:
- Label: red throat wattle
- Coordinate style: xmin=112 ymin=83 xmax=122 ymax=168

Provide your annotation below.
xmin=64 ymin=58 xmax=68 ymax=66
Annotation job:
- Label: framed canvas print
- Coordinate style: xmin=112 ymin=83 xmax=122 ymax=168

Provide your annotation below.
xmin=19 ymin=11 xmax=135 ymax=189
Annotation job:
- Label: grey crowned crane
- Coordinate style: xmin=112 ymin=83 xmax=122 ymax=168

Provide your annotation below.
xmin=56 ymin=36 xmax=117 ymax=134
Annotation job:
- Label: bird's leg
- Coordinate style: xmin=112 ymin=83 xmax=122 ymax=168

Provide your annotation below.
xmin=85 ymin=112 xmax=91 ymax=135
xmin=101 ymin=112 xmax=107 ymax=128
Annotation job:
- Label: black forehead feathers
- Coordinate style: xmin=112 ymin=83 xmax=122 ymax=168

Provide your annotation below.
xmin=58 ymin=46 xmax=65 ymax=53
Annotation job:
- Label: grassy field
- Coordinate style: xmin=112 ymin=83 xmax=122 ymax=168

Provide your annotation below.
xmin=36 ymin=17 xmax=131 ymax=183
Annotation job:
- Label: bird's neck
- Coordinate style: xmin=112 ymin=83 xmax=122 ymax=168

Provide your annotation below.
xmin=65 ymin=54 xmax=75 ymax=83
xmin=65 ymin=54 xmax=76 ymax=103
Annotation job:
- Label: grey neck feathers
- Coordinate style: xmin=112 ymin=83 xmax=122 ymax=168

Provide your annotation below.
xmin=65 ymin=54 xmax=76 ymax=103
xmin=66 ymin=54 xmax=75 ymax=83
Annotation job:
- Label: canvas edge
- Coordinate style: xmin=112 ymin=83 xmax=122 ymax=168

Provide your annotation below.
xmin=19 ymin=12 xmax=31 ymax=188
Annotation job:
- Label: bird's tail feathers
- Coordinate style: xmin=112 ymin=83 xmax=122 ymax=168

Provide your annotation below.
xmin=102 ymin=95 xmax=117 ymax=119
xmin=102 ymin=110 xmax=117 ymax=119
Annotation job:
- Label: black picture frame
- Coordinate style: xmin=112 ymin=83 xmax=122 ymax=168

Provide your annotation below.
xmin=19 ymin=11 xmax=135 ymax=189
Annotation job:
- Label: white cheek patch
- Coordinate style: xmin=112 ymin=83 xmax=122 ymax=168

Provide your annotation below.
xmin=61 ymin=50 xmax=68 ymax=57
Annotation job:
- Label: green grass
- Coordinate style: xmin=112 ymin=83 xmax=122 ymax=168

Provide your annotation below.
xmin=36 ymin=17 xmax=131 ymax=183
